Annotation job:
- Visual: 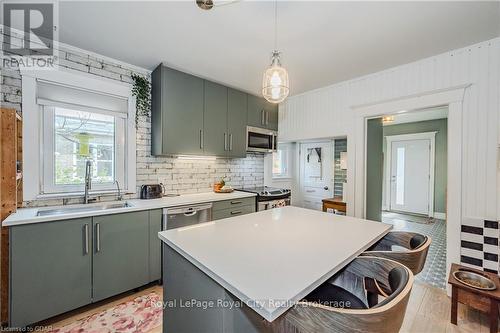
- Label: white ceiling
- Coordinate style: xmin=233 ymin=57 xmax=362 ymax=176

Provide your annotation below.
xmin=383 ymin=107 xmax=448 ymax=126
xmin=59 ymin=1 xmax=500 ymax=96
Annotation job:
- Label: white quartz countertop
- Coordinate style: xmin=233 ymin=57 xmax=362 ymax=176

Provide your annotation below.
xmin=3 ymin=191 xmax=256 ymax=227
xmin=158 ymin=206 xmax=392 ymax=322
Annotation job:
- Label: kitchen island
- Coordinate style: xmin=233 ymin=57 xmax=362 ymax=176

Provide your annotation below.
xmin=158 ymin=206 xmax=392 ymax=332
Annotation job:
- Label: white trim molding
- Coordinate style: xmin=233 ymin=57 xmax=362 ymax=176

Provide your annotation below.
xmin=384 ymin=131 xmax=437 ymax=217
xmin=22 ymin=68 xmax=137 ymax=201
xmin=433 ymin=212 xmax=447 ymax=220
xmin=351 ymin=84 xmax=470 ymax=295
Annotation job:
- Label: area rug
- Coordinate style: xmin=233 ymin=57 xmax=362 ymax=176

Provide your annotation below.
xmin=48 ymin=292 xmax=162 ymax=333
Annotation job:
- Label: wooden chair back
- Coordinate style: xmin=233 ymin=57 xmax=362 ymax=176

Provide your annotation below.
xmin=277 ymin=257 xmax=414 ymax=333
xmin=362 ymin=231 xmax=431 ymax=275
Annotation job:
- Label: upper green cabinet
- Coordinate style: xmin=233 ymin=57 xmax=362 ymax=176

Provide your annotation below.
xmin=151 ymin=64 xmax=277 ymax=157
xmin=247 ymin=94 xmax=278 ymax=131
xmin=151 ymin=65 xmax=204 ymax=156
xmin=227 ymin=88 xmax=248 ymax=158
xmin=151 ymin=65 xmax=247 ymax=157
xmin=204 ymin=81 xmax=229 ymax=157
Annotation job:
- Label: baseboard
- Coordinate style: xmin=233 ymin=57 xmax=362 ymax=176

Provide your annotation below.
xmin=433 ymin=212 xmax=446 ymax=220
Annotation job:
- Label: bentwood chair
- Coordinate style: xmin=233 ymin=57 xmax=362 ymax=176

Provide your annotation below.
xmin=279 ymin=256 xmax=414 ymax=333
xmin=361 ymin=231 xmax=431 ymax=275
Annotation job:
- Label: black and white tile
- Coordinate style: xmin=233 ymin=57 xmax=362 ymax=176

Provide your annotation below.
xmin=460 ymin=219 xmax=499 ymax=274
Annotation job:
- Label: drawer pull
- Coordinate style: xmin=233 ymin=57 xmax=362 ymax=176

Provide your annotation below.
xmin=306 ymin=190 xmax=315 ymax=193
xmin=230 ymin=210 xmax=242 ymax=215
xmin=83 ymin=224 xmax=89 ymax=255
xmin=95 ymin=223 xmax=101 ymax=253
xmin=230 ymin=201 xmax=242 ymax=205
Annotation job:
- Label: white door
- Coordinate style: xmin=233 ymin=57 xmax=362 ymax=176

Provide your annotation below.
xmin=299 ymin=142 xmax=333 ymax=210
xmin=390 ymin=139 xmax=431 ymax=215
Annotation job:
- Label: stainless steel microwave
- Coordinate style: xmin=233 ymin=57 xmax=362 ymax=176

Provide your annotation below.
xmin=246 ymin=126 xmax=277 ymax=153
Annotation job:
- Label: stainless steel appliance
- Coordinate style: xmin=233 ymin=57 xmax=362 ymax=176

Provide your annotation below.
xmin=246 ymin=126 xmax=277 ymax=153
xmin=140 ymin=184 xmax=163 ymax=199
xmin=237 ymin=186 xmax=291 ymax=211
xmin=162 ymin=203 xmax=212 ymax=230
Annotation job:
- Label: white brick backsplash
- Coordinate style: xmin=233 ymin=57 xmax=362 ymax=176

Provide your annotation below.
xmin=1 ymin=32 xmax=264 ymax=207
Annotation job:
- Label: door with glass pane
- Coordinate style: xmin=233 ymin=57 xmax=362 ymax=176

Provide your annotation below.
xmin=390 ymin=139 xmax=431 ymax=215
xmin=299 ymin=142 xmax=333 ymax=210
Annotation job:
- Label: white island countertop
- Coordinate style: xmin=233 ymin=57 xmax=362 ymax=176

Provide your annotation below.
xmin=3 ymin=191 xmax=256 ymax=226
xmin=158 ymin=206 xmax=392 ymax=322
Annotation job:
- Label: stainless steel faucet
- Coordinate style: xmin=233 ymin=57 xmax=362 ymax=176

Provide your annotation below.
xmin=115 ymin=180 xmax=123 ymax=201
xmin=84 ymin=160 xmax=92 ymax=204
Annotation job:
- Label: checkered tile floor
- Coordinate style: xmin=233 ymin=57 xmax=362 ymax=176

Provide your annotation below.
xmin=382 ymin=212 xmax=447 ymax=289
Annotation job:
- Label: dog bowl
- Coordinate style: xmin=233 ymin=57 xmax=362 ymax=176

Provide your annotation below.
xmin=453 ymin=269 xmax=496 ymax=291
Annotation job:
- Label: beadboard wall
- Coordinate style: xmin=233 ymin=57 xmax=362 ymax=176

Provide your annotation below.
xmin=0 ymin=31 xmax=264 ymax=207
xmin=280 ymin=37 xmax=500 ymax=222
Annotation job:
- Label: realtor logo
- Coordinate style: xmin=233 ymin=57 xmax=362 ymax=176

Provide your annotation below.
xmin=1 ymin=1 xmax=58 ymax=69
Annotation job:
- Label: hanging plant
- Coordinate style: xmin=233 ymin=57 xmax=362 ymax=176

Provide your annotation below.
xmin=131 ymin=74 xmax=151 ymax=128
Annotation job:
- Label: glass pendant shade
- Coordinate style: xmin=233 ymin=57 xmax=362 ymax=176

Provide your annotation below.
xmin=262 ymin=51 xmax=289 ymax=104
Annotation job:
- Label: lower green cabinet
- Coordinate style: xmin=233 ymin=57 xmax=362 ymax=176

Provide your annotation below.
xmin=149 ymin=209 xmax=162 ymax=281
xmin=212 ymin=198 xmax=256 ymax=221
xmin=92 ymin=211 xmax=150 ymax=302
xmin=10 ymin=210 xmax=159 ymax=328
xmin=10 ymin=217 xmax=93 ymax=328
xmin=213 ymin=205 xmax=255 ymax=220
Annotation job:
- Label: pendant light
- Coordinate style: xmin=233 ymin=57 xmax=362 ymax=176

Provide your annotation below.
xmin=262 ymin=0 xmax=289 ymax=104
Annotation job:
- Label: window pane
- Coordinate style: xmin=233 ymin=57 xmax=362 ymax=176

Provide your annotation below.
xmin=396 ymin=147 xmax=405 ymax=205
xmin=272 ymin=150 xmax=283 ymax=175
xmin=54 ymin=108 xmax=115 ymax=185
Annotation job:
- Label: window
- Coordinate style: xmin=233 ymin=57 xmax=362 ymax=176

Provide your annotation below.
xmin=272 ymin=145 xmax=291 ymax=178
xmin=21 ymin=69 xmax=136 ymax=200
xmin=42 ymin=106 xmax=125 ymax=194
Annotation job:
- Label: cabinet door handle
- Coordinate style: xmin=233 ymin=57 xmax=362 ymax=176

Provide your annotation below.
xmin=83 ymin=223 xmax=89 ymax=255
xmin=231 ymin=201 xmax=242 ymax=205
xmin=266 ymin=111 xmax=269 ymax=125
xmin=261 ymin=110 xmax=265 ymax=125
xmin=230 ymin=210 xmax=242 ymax=215
xmin=95 ymin=223 xmax=101 ymax=253
xmin=199 ymin=129 xmax=204 ymax=149
xmin=229 ymin=134 xmax=233 ymax=151
xmin=224 ymin=132 xmax=228 ymax=151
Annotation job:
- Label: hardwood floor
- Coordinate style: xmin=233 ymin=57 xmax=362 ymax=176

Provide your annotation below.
xmin=41 ymin=281 xmax=496 ymax=333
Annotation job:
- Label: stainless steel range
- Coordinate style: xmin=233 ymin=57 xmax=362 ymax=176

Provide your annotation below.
xmin=237 ymin=186 xmax=291 ymax=211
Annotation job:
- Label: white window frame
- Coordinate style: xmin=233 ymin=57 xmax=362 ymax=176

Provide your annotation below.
xmin=21 ymin=69 xmax=136 ymax=200
xmin=272 ymin=144 xmax=292 ymax=179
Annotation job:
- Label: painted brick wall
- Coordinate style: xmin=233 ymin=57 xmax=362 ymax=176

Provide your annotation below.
xmin=1 ymin=31 xmax=264 ymax=207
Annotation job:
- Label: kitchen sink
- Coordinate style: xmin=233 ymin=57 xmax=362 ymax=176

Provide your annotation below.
xmin=36 ymin=202 xmax=133 ymax=217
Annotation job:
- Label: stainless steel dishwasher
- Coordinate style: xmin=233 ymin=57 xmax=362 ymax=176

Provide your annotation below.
xmin=162 ymin=203 xmax=212 ymax=230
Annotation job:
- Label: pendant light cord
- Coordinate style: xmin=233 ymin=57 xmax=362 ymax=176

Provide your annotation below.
xmin=274 ymin=0 xmax=278 ymax=51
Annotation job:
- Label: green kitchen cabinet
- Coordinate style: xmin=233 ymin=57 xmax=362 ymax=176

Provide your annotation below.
xmin=212 ymin=205 xmax=255 ymax=220
xmin=149 ymin=209 xmax=162 ymax=282
xmin=227 ymin=88 xmax=248 ymax=158
xmin=92 ymin=211 xmax=150 ymax=302
xmin=265 ymin=102 xmax=279 ymax=131
xmin=203 ymin=81 xmax=228 ymax=156
xmin=9 ymin=218 xmax=93 ymax=328
xmin=247 ymin=94 xmax=278 ymax=130
xmin=151 ymin=65 xmax=204 ymax=156
xmin=247 ymin=94 xmax=266 ymax=128
xmin=212 ymin=197 xmax=256 ymax=221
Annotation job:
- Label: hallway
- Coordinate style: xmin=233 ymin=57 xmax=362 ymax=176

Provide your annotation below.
xmin=382 ymin=212 xmax=447 ymax=289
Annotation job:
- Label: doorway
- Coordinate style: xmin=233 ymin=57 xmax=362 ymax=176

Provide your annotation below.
xmin=298 ymin=141 xmax=333 ymax=210
xmin=367 ymin=107 xmax=449 ymax=289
